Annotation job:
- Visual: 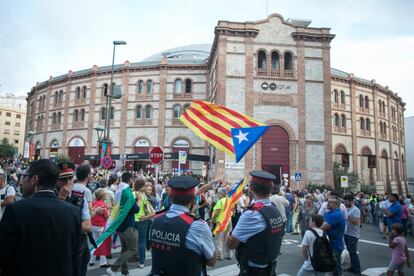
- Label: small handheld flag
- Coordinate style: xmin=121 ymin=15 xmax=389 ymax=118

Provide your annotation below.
xmin=213 ymin=177 xmax=247 ymax=235
xmin=179 ymin=100 xmax=269 ymax=162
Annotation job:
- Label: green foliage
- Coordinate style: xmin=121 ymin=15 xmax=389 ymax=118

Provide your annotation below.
xmin=54 ymin=154 xmax=71 ymax=164
xmin=360 ymin=183 xmax=377 ymax=195
xmin=333 ymin=162 xmax=361 ymax=195
xmin=0 ymin=138 xmax=17 ymax=159
xmin=307 ymin=183 xmax=334 ymax=193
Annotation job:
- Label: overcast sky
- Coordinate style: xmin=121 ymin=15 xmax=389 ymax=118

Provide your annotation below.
xmin=1 ymin=0 xmax=413 ymax=116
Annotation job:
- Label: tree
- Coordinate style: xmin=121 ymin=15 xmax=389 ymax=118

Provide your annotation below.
xmin=333 ymin=162 xmax=361 ymax=195
xmin=0 ymin=138 xmax=17 ymax=159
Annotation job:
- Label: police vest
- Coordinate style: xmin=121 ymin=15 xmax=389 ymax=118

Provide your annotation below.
xmin=66 ymin=190 xmax=85 ymax=209
xmin=236 ymin=202 xmax=284 ymax=267
xmin=149 ymin=211 xmax=205 ymax=276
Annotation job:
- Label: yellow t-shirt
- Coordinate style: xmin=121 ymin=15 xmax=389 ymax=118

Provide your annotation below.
xmin=213 ymin=197 xmax=227 ymax=223
xmin=134 ymin=191 xmax=148 ymax=221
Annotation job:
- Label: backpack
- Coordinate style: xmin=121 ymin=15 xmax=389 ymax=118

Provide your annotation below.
xmin=308 ymin=228 xmax=335 ymax=272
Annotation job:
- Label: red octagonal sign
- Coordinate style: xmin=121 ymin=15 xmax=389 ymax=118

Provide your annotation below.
xmin=150 ymin=146 xmax=164 ymax=165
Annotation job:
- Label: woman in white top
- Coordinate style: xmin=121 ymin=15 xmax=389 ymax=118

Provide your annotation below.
xmin=297 ymin=214 xmax=327 ymax=276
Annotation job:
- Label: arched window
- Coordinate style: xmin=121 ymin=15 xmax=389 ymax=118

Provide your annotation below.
xmin=257 ymin=50 xmax=266 ymax=69
xmin=401 ymin=130 xmax=404 ymax=144
xmin=185 ymin=79 xmax=192 ymax=94
xmin=366 ymin=118 xmax=370 ymax=131
xmin=103 ymin=83 xmax=108 ymax=97
xmin=365 ymin=96 xmax=369 ymax=109
xmin=110 ymin=106 xmax=114 ymax=119
xmin=334 ymin=90 xmax=338 ymax=103
xmin=173 ymin=105 xmax=181 ymax=118
xmin=334 ymin=113 xmax=339 ymax=127
xmin=183 ymin=103 xmax=190 ymax=112
xmin=59 ymin=90 xmax=63 ymax=103
xmin=81 ymin=109 xmax=85 ymax=121
xmin=136 ymin=105 xmax=142 ymax=119
xmin=57 ymin=112 xmax=61 ymax=124
xmin=378 ymin=100 xmax=382 ymax=113
xmin=340 ymin=91 xmax=345 ymax=104
xmin=137 ymin=80 xmax=143 ymax=94
xmin=360 ymin=117 xmax=365 ymax=130
xmin=382 ymin=102 xmax=386 ymax=114
xmin=82 ymin=86 xmax=87 ymax=98
xmin=284 ymin=52 xmax=293 ymax=70
xmin=74 ymin=109 xmax=79 ymax=122
xmin=145 ymin=105 xmax=152 ymax=119
xmin=101 ymin=107 xmax=106 ymax=120
xmin=359 ymin=95 xmax=363 ymax=108
xmin=76 ymin=87 xmax=81 ymax=100
xmin=271 ymin=51 xmax=280 ymax=69
xmin=380 ymin=122 xmax=383 ymax=134
xmin=174 ymin=79 xmax=182 ymax=94
xmin=54 ymin=91 xmax=58 ymax=106
xmin=52 ymin=112 xmax=56 ymax=124
xmin=146 ymin=80 xmax=153 ymax=94
xmin=384 ymin=122 xmax=387 ymax=135
xmin=341 ymin=114 xmax=346 ymax=128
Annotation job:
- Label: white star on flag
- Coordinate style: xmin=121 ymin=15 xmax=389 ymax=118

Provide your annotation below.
xmin=235 ymin=130 xmax=249 ymax=144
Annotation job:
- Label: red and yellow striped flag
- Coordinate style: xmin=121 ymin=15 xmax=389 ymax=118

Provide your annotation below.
xmin=179 ymin=100 xmax=269 ymax=162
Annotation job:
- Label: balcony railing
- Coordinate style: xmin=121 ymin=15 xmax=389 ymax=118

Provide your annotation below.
xmin=270 ymin=69 xmax=281 ymax=77
xmin=257 ymin=68 xmax=267 ymax=76
xmin=284 ymin=70 xmax=293 ymax=78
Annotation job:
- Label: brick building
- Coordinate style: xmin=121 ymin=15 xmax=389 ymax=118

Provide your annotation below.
xmin=25 ymin=14 xmax=407 ymax=192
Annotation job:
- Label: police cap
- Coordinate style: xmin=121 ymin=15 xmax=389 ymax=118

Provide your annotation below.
xmin=249 ymin=170 xmax=276 ymax=185
xmin=57 ymin=161 xmax=75 ymax=179
xmin=168 ymin=176 xmax=198 ymax=196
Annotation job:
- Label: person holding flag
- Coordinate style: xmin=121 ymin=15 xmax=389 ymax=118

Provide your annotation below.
xmin=226 ymin=170 xmax=284 ymax=276
xmin=212 ymin=178 xmax=248 ymax=260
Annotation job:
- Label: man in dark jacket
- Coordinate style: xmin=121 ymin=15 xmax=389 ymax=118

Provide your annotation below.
xmin=0 ymin=159 xmax=82 ymax=276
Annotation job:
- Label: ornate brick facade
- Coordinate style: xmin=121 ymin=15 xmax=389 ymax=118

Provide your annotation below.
xmin=25 ymin=14 xmax=406 ymax=192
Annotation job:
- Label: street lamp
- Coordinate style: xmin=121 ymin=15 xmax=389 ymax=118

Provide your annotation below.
xmin=94 ymin=126 xmax=106 ymax=142
xmin=104 ymin=40 xmax=127 ymax=143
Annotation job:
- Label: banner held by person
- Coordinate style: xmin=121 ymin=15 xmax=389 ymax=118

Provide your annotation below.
xmin=213 ymin=177 xmax=247 ymax=235
xmin=180 ymin=100 xmax=269 ymax=162
xmin=89 ymin=182 xmax=135 ymax=252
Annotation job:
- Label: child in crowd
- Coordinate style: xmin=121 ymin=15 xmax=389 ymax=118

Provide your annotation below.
xmin=387 ymin=223 xmax=410 ymax=276
xmin=90 ymin=188 xmax=110 ymax=268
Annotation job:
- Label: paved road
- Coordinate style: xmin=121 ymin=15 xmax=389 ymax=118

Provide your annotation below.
xmin=87 ymin=224 xmax=414 ymax=276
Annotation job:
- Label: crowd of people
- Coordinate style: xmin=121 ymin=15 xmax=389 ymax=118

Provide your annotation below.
xmin=0 ymin=157 xmax=412 ymax=276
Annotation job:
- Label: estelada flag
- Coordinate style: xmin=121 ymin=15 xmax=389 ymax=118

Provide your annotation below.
xmin=213 ymin=177 xmax=247 ymax=235
xmin=179 ymin=100 xmax=269 ymax=162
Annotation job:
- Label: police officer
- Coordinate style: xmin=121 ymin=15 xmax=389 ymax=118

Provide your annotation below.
xmin=56 ymin=161 xmax=92 ymax=276
xmin=149 ymin=175 xmax=216 ymax=276
xmin=225 ymin=170 xmax=284 ymax=276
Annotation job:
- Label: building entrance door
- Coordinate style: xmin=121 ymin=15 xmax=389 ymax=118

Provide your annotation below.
xmin=261 ymin=125 xmax=289 ymax=185
xmin=68 ymin=137 xmax=85 ymax=165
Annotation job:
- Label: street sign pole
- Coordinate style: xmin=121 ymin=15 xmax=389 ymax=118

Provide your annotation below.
xmin=155 ymin=165 xmax=159 ymax=186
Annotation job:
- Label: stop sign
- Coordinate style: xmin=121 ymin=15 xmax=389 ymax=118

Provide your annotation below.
xmin=149 ymin=146 xmax=164 ymax=165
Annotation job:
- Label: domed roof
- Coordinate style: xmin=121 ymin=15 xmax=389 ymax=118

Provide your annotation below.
xmin=141 ymin=44 xmax=212 ymax=63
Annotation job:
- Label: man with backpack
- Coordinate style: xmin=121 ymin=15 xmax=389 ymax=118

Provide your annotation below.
xmin=0 ymin=172 xmax=16 ymax=221
xmin=298 ymin=213 xmax=335 ymax=275
xmin=321 ymin=196 xmax=346 ymax=276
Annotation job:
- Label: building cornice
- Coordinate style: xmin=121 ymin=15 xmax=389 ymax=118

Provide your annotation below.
xmin=292 ymin=32 xmax=335 ymax=42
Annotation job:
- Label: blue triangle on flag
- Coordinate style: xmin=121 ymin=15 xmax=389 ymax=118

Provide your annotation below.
xmin=231 ymin=126 xmax=269 ymax=162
